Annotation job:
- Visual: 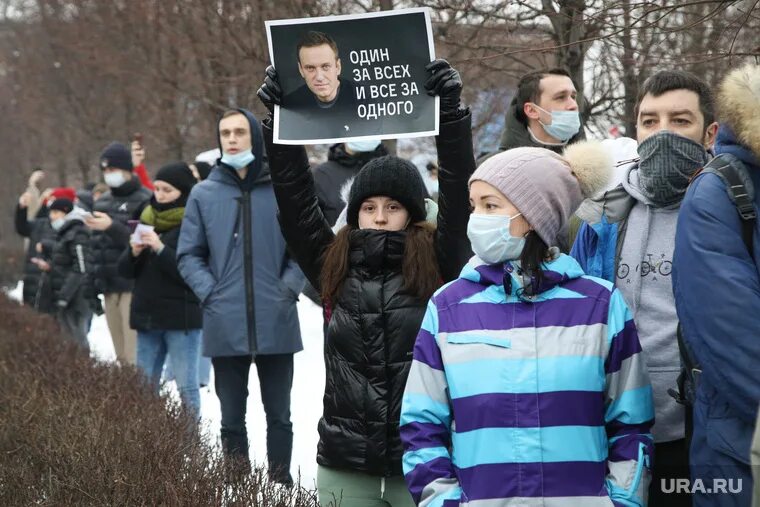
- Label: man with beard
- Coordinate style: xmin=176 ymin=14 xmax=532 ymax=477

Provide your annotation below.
xmin=572 ymin=70 xmax=718 ymax=507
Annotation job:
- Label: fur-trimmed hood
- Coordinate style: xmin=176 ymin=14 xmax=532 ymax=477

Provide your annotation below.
xmin=718 ymin=63 xmax=760 ymax=157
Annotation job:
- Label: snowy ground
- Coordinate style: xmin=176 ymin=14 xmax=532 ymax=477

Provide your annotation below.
xmin=4 ymin=282 xmax=325 ymax=489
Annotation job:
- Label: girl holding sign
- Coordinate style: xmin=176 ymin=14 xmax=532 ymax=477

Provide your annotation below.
xmin=258 ymin=59 xmax=472 ymax=506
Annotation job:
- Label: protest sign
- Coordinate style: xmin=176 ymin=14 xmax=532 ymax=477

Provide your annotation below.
xmin=266 ymin=8 xmax=438 ymax=145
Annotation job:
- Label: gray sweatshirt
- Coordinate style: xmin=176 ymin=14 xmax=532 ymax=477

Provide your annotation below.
xmin=619 ymin=167 xmax=684 ymax=443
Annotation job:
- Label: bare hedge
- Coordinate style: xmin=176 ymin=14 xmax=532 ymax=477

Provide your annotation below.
xmin=0 ymin=295 xmax=321 ymax=506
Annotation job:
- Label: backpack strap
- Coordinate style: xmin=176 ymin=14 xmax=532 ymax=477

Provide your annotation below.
xmin=701 ymin=154 xmax=756 ymax=258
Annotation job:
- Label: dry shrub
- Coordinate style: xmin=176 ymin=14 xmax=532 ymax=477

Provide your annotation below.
xmin=0 ymin=242 xmax=24 ymax=288
xmin=0 ymin=295 xmax=323 ymax=506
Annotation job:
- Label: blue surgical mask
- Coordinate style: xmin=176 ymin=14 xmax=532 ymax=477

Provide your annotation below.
xmin=467 ymin=213 xmax=526 ymax=264
xmin=51 ymin=218 xmax=65 ymax=231
xmin=221 ymin=149 xmax=255 ymax=170
xmin=346 ymin=139 xmax=381 ymax=153
xmin=533 ymin=104 xmax=581 ymax=142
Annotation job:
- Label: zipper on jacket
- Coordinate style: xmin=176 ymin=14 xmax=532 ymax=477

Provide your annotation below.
xmin=240 ymin=191 xmax=258 ymax=356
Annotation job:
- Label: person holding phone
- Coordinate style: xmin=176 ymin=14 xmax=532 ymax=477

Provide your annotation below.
xmin=131 ymin=133 xmax=155 ymax=191
xmin=86 ymin=141 xmax=151 ymax=365
xmin=118 ymin=162 xmax=202 ymax=414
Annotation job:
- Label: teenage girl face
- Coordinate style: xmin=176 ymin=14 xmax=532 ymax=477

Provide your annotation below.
xmin=358 ymin=196 xmax=410 ymax=231
xmin=153 ymin=180 xmax=182 ymax=204
xmin=469 ymin=180 xmax=531 ymax=237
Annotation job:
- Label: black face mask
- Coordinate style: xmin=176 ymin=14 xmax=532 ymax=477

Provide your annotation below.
xmin=637 ymin=130 xmax=709 ymax=207
xmin=150 ymin=193 xmax=187 ymax=212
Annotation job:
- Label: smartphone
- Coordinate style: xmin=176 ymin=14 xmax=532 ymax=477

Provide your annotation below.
xmin=128 ymin=219 xmax=140 ymax=233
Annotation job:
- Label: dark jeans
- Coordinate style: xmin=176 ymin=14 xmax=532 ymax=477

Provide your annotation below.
xmin=649 ymin=439 xmax=692 ymax=507
xmin=57 ymin=305 xmax=91 ymax=352
xmin=212 ymin=354 xmax=294 ymax=485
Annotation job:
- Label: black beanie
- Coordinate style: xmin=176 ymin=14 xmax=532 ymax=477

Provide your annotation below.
xmin=347 ymin=155 xmax=427 ymax=227
xmin=100 ymin=142 xmax=133 ymax=171
xmin=155 ymin=162 xmax=196 ymax=196
xmin=194 ymin=161 xmax=212 ymax=181
xmin=49 ymin=198 xmax=74 ymax=214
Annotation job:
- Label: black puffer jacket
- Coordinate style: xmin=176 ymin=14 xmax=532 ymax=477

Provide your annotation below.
xmin=90 ymin=178 xmax=151 ymax=294
xmin=264 ymin=112 xmax=475 ymax=476
xmin=313 ymin=143 xmax=388 ymax=226
xmin=49 ymin=216 xmax=94 ymax=309
xmin=117 ymin=225 xmax=202 ymax=331
xmin=14 ymin=204 xmax=56 ymax=312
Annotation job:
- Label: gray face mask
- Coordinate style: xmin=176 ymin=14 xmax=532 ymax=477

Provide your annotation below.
xmin=637 ymin=130 xmax=709 ymax=207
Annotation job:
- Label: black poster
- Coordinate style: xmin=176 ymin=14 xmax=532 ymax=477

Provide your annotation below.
xmin=266 ymin=8 xmax=439 ymax=145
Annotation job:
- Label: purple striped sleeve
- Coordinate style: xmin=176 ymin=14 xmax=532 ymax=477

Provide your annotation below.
xmin=414 ymin=328 xmax=445 ymax=371
xmin=605 ymin=319 xmax=641 ymax=374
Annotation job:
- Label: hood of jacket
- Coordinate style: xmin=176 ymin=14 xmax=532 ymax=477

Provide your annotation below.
xmin=498 ymin=99 xmax=586 ymax=153
xmin=462 ymin=250 xmax=584 ymax=300
xmin=215 ymin=108 xmax=267 ymax=191
xmin=716 ymin=63 xmax=760 ymax=167
xmin=715 ymin=124 xmax=760 ymax=172
xmin=621 ymin=163 xmax=658 ymax=206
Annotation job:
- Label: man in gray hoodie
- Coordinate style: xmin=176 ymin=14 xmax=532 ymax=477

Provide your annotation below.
xmin=571 ymin=70 xmax=718 ymax=506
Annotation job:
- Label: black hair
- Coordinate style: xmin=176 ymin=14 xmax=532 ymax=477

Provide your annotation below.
xmin=296 ymin=31 xmax=339 ymax=63
xmin=518 ymin=231 xmax=550 ymax=291
xmin=635 ymin=70 xmax=715 ymax=129
xmin=514 ymin=68 xmax=573 ymax=126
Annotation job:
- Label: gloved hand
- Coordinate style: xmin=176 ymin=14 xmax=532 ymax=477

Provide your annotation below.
xmin=424 ymin=59 xmax=465 ymax=122
xmin=256 ymin=65 xmax=283 ymax=115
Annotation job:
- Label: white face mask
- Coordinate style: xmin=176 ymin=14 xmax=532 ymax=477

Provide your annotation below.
xmin=51 ymin=218 xmax=65 ymax=231
xmin=467 ymin=213 xmax=526 ymax=264
xmin=346 ymin=139 xmax=382 ymax=153
xmin=104 ymin=171 xmax=126 ymax=188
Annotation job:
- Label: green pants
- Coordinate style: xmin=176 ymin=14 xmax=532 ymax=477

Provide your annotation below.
xmin=317 ymin=465 xmax=415 ymax=507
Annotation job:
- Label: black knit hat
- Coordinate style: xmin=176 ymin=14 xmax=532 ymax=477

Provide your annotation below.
xmin=347 ymin=155 xmax=427 ymax=227
xmin=100 ymin=142 xmax=133 ymax=171
xmin=155 ymin=162 xmax=196 ymax=196
xmin=193 ymin=161 xmax=212 ymax=181
xmin=49 ymin=198 xmax=74 ymax=214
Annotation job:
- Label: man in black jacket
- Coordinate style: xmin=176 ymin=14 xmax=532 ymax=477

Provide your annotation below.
xmin=46 ymin=198 xmax=94 ymax=351
xmin=85 ymin=142 xmax=151 ymax=364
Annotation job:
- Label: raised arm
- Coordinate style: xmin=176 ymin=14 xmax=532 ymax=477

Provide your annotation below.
xmin=425 ymin=59 xmax=474 ymax=282
xmin=258 ymin=66 xmax=336 ymax=291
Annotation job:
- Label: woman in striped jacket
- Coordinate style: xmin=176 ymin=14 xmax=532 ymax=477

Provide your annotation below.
xmin=401 ymin=144 xmax=655 ymax=507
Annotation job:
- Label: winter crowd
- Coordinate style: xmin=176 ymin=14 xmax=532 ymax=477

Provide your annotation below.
xmin=12 ymin=35 xmax=760 ymax=507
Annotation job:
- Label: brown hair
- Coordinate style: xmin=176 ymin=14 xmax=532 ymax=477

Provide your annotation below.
xmin=297 ymin=31 xmax=339 ymax=63
xmin=320 ymin=222 xmax=442 ymax=304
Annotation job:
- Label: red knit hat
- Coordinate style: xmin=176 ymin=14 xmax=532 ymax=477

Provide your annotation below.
xmin=51 ymin=187 xmax=77 ymax=202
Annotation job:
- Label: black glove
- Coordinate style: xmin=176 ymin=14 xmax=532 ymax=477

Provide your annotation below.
xmin=256 ymin=65 xmax=283 ymax=116
xmin=424 ymin=59 xmax=465 ymax=122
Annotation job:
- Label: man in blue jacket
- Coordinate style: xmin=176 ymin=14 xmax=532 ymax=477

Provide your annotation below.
xmin=673 ymin=63 xmax=760 ymax=507
xmin=572 ymin=70 xmax=718 ymax=506
xmin=177 ymin=108 xmax=305 ymax=485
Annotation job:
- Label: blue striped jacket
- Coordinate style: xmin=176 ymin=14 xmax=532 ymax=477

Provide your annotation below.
xmin=400 ymin=253 xmax=654 ymax=507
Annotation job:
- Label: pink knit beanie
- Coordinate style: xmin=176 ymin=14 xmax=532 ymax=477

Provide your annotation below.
xmin=469 ymin=143 xmax=612 ymax=246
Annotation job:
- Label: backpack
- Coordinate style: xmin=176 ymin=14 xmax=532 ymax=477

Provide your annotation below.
xmin=669 ymin=153 xmax=757 ymax=441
